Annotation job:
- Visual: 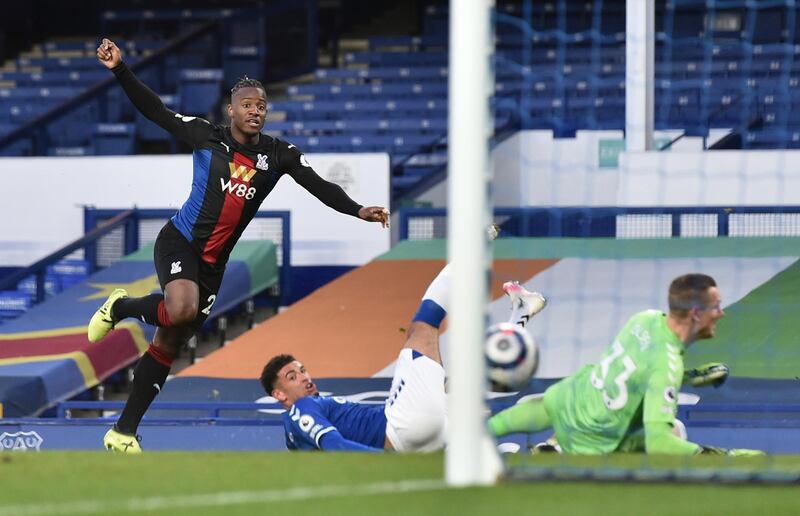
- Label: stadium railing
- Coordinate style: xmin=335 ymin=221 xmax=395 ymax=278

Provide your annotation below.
xmin=397 ymin=206 xmax=800 ymax=240
xmin=0 ymin=208 xmax=291 ymax=317
xmin=83 ymin=208 xmax=292 ymax=305
xmin=0 ymin=209 xmax=136 ymax=304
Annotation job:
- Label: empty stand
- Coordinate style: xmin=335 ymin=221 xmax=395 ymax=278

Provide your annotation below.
xmin=2 ymin=2 xmax=800 ymax=191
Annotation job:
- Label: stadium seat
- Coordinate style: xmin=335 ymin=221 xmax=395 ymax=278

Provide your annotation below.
xmin=0 ymin=292 xmax=32 ymax=320
xmin=179 ymin=69 xmax=224 ymax=116
xmin=47 ymin=260 xmax=90 ymax=290
xmin=0 ymin=137 xmax=31 ymax=156
xmin=47 ymin=146 xmax=94 ymax=157
xmin=47 ymin=102 xmax=100 ymax=147
xmin=224 ymin=46 xmax=267 ymax=86
xmin=92 ymin=123 xmax=136 ymax=155
xmin=0 ymin=123 xmax=19 ymax=136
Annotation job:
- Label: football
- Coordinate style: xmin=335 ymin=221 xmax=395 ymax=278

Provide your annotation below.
xmin=485 ymin=322 xmax=538 ymax=392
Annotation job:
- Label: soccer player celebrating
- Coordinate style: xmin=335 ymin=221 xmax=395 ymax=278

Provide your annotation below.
xmin=489 ymin=273 xmax=764 ymax=456
xmin=89 ymin=38 xmax=389 ymax=453
xmin=261 ymin=262 xmax=547 ymax=451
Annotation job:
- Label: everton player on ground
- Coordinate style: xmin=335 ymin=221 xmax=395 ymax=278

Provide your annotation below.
xmin=260 ymin=251 xmax=547 ymax=452
xmin=89 ymin=38 xmax=389 ymax=453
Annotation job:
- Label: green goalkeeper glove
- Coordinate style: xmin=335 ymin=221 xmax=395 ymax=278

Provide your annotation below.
xmin=684 ymin=362 xmax=730 ymax=388
xmin=698 ymin=445 xmax=766 ymax=456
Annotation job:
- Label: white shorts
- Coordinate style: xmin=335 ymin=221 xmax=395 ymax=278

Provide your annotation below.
xmin=384 ymin=348 xmax=447 ymax=452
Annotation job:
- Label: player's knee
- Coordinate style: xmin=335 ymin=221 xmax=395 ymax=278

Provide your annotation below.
xmin=402 ymin=409 xmax=446 ymax=452
xmin=165 ymin=298 xmax=198 ymax=325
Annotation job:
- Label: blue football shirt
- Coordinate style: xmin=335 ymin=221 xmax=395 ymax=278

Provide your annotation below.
xmin=283 ymin=395 xmax=387 ymax=451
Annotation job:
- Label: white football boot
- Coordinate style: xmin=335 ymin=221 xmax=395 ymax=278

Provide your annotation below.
xmin=503 ymin=281 xmax=547 ymax=328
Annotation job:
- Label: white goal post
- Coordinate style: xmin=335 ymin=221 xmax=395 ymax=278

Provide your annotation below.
xmin=445 ymin=0 xmax=499 ymax=486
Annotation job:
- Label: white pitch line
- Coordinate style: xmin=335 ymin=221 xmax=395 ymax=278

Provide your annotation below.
xmin=0 ymin=478 xmax=448 ymax=516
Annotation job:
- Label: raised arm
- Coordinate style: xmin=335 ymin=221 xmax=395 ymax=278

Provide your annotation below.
xmin=96 ymin=38 xmax=212 ymax=148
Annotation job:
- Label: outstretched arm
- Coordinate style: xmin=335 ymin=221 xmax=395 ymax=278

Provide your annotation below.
xmin=96 ymin=38 xmax=212 ymax=147
xmin=644 ymin=420 xmax=700 ymax=454
xmin=291 ymin=165 xmax=389 ymax=226
xmin=280 ymin=143 xmax=389 ymax=227
xmin=318 ymin=430 xmax=384 ymax=452
xmin=642 ymin=358 xmax=702 ymax=455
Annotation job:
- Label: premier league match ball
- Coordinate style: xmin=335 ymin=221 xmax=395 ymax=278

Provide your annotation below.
xmin=485 ymin=322 xmax=538 ymax=392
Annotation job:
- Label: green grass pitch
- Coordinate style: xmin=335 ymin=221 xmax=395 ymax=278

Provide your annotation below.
xmin=2 ymin=452 xmax=800 ymax=515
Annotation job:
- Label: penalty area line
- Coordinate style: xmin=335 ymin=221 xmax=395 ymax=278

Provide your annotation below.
xmin=0 ymin=478 xmax=448 ymax=516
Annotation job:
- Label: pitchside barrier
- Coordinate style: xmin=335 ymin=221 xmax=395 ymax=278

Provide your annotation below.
xmin=2 ymin=378 xmax=799 ymax=452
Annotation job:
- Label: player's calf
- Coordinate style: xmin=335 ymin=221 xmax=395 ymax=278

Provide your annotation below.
xmin=162 ymin=296 xmax=198 ymax=326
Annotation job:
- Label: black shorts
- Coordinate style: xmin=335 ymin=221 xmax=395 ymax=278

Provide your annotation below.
xmin=153 ymin=221 xmax=225 ymax=328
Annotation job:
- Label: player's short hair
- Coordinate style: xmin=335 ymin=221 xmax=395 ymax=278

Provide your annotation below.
xmin=668 ymin=273 xmax=717 ymax=317
xmin=230 ymin=75 xmax=266 ymax=98
xmin=260 ymin=354 xmax=297 ymax=394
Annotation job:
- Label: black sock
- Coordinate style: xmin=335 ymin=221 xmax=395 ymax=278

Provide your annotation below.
xmin=113 ymin=294 xmax=165 ymax=326
xmin=115 ymin=351 xmax=170 ymax=434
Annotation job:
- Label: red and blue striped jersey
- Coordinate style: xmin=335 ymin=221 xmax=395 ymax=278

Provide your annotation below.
xmin=111 ymin=62 xmax=363 ymax=266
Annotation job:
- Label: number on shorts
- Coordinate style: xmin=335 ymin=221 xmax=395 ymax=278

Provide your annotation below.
xmin=200 ymin=294 xmax=217 ymax=315
xmin=590 ymin=340 xmax=637 ymax=411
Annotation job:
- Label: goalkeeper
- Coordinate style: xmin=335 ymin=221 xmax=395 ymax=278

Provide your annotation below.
xmin=489 ymin=273 xmax=763 ymax=456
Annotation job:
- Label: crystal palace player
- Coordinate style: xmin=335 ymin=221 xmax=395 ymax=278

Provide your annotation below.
xmin=89 ymin=38 xmax=389 ymax=453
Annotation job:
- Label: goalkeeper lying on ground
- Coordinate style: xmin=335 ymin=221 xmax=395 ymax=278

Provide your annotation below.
xmin=489 ymin=273 xmax=763 ymax=456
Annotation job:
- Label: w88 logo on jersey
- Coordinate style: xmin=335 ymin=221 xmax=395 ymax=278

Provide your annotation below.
xmin=220 ymin=178 xmax=256 ymax=199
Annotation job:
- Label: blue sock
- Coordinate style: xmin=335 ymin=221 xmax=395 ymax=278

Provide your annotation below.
xmin=412 ymin=299 xmax=447 ymax=328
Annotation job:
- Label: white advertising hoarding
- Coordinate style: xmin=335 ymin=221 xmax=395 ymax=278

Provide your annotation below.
xmin=0 ymin=153 xmax=390 ymax=266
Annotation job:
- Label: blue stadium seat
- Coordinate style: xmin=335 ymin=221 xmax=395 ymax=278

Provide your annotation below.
xmin=16 ymin=56 xmax=98 ymax=70
xmin=47 ymin=259 xmax=90 ymax=291
xmin=344 ymin=51 xmax=447 ymax=67
xmin=268 ymin=99 xmax=448 ymax=120
xmin=0 ymin=86 xmax=80 ymax=100
xmin=0 ymin=122 xmax=18 ymax=136
xmin=43 ymin=40 xmax=96 ymax=52
xmin=92 ymin=123 xmax=136 ymax=155
xmin=4 ymin=70 xmax=108 ymax=87
xmin=265 ymin=118 xmax=447 ymax=136
xmin=288 ymin=82 xmax=448 ymax=99
xmin=0 ymin=292 xmax=31 ymax=320
xmin=369 ymin=35 xmax=447 ymax=51
xmin=47 ymin=146 xmax=94 ymax=157
xmin=179 ymin=69 xmax=223 ymax=116
xmin=0 ymin=138 xmax=31 ymax=156
xmin=314 ymin=67 xmax=448 ymax=82
xmin=5 ymin=102 xmax=59 ymax=124
xmin=224 ymin=46 xmax=267 ymax=86
xmin=744 ymin=129 xmax=800 ymax=149
xmin=47 ymin=102 xmax=100 ymax=147
xmin=104 ymin=86 xmax=134 ymax=123
xmin=16 ymin=274 xmax=60 ymax=299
